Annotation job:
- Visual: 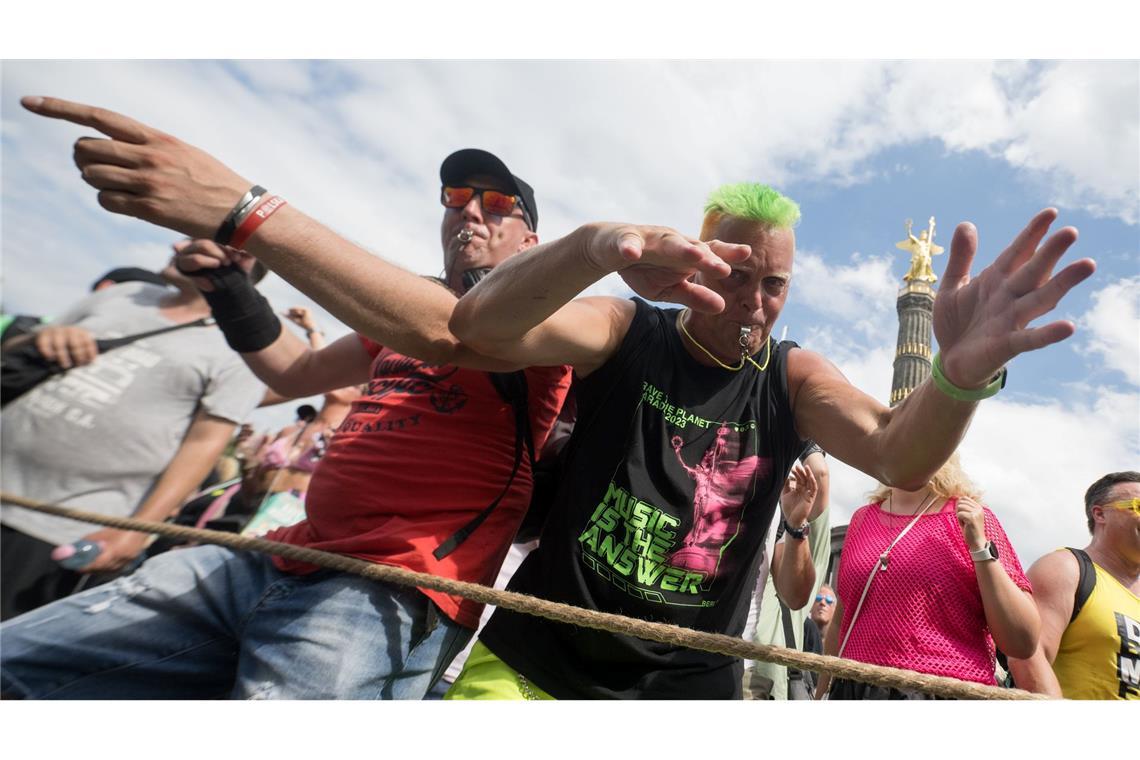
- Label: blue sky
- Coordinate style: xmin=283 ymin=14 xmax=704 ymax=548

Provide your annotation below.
xmin=2 ymin=59 xmax=1137 ymax=570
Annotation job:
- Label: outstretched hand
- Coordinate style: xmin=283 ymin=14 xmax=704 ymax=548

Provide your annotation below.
xmin=21 ymin=96 xmax=251 ymax=239
xmin=933 ymin=209 xmax=1096 ymax=389
xmin=583 ymin=224 xmax=752 ymax=313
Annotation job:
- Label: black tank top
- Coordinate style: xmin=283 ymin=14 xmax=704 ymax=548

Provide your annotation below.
xmin=480 ymin=299 xmax=805 ymax=699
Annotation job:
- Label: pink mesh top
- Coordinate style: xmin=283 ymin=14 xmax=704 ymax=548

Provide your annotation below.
xmin=836 ymin=497 xmax=1032 ymax=685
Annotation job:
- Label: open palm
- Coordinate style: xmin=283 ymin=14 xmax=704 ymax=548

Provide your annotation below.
xmin=933 ymin=209 xmax=1095 ymax=389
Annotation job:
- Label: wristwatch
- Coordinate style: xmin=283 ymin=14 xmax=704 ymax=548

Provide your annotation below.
xmin=783 ymin=519 xmax=810 ymax=541
xmin=969 ymin=541 xmax=999 ymax=562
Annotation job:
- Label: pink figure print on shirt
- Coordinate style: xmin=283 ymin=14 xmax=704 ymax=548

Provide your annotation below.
xmin=667 ymin=426 xmax=769 ymax=577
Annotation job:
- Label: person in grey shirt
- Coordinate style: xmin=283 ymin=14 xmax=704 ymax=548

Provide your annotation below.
xmin=0 ymin=251 xmax=266 ymax=619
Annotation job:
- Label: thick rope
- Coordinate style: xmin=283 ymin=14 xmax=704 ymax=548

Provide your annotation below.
xmin=1 ymin=492 xmax=1045 ymax=700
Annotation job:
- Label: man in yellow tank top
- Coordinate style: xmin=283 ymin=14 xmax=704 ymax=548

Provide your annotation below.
xmin=1009 ymin=471 xmax=1140 ymax=699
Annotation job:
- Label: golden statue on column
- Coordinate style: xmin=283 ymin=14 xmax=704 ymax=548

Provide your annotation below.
xmin=896 ymin=216 xmax=944 ymax=283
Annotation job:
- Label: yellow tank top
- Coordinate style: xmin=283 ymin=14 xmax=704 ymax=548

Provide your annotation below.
xmin=1053 ymin=558 xmax=1140 ymax=700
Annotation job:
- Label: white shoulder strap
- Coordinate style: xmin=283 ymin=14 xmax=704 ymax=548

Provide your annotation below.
xmin=836 ymin=493 xmax=940 ymax=660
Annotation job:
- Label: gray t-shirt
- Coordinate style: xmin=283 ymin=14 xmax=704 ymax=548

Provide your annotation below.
xmin=1 ymin=282 xmax=265 ymax=545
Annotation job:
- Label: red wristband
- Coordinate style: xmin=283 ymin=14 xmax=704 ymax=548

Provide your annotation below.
xmin=229 ymin=195 xmax=288 ymax=249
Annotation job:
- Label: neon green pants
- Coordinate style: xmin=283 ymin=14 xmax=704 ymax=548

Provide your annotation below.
xmin=443 ymin=641 xmax=555 ymax=700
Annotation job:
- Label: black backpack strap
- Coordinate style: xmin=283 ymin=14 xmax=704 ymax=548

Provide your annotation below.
xmin=433 ymin=370 xmax=533 ymax=560
xmin=95 ymin=316 xmax=214 ymax=352
xmin=1067 ymin=547 xmax=1097 ymax=623
xmin=490 ymin=370 xmax=536 ymax=472
xmin=778 ymin=596 xmax=812 ymax=689
xmin=778 ymin=599 xmax=798 ymax=657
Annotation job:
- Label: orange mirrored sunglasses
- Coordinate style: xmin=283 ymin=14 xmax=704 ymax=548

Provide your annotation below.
xmin=441 ymin=186 xmax=531 ymax=228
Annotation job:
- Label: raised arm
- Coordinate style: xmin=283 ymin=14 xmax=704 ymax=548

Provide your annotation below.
xmin=790 ymin=210 xmax=1095 ymax=489
xmin=955 ymin=498 xmax=1040 ymax=660
xmin=21 ymin=96 xmax=467 ymax=366
xmin=283 ymin=307 xmax=327 ymax=350
xmin=451 ymin=222 xmax=750 ymax=375
xmin=770 ymin=462 xmax=819 ymax=609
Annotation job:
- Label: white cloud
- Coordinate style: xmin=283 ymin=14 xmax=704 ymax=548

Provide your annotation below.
xmin=224 ymin=61 xmax=315 ymax=98
xmin=792 ymin=249 xmax=898 ymax=339
xmin=1077 ymin=276 xmax=1140 ymax=386
xmin=961 ymin=387 xmax=1140 ymax=564
xmin=1005 ymin=62 xmax=1140 ymax=224
xmin=4 ymin=60 xmax=1135 ymax=320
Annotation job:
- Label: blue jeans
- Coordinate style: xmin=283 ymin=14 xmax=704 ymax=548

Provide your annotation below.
xmin=0 ymin=545 xmax=471 ymax=699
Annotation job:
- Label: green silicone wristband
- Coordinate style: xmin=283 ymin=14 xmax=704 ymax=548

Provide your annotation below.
xmin=931 ymin=352 xmax=1007 ymax=401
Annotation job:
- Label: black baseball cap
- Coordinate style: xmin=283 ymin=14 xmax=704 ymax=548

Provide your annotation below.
xmin=91 ymin=266 xmax=168 ymax=291
xmin=440 ymin=149 xmax=538 ymax=231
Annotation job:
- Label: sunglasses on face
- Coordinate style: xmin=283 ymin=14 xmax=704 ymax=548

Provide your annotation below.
xmin=814 ymin=594 xmax=835 ymax=605
xmin=441 ymin=186 xmax=532 ymax=229
xmin=1103 ymin=497 xmax=1140 ymax=516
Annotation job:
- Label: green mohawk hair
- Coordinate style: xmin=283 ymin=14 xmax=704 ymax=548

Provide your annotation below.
xmin=701 ymin=182 xmax=801 ymax=239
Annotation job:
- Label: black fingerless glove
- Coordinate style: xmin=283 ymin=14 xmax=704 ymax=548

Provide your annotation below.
xmin=196 ymin=265 xmax=282 ymax=353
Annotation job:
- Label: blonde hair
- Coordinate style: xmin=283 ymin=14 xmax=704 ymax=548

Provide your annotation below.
xmin=866 ymin=452 xmax=983 ymax=504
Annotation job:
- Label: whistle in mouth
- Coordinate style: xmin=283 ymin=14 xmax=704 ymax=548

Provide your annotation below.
xmin=457 ymin=229 xmax=474 ymax=243
xmin=738 ymin=325 xmax=753 ymax=348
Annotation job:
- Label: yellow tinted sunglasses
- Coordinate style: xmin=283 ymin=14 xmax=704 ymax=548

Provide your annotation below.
xmin=1103 ymin=498 xmax=1140 ymax=515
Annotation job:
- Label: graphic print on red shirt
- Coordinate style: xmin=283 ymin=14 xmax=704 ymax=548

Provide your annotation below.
xmin=268 ymin=335 xmax=571 ymax=629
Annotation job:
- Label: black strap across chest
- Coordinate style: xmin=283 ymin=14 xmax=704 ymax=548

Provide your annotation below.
xmin=432 ymin=370 xmax=535 ymax=560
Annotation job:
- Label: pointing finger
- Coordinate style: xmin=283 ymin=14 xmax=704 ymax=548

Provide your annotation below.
xmin=22 ymin=96 xmax=152 ymax=145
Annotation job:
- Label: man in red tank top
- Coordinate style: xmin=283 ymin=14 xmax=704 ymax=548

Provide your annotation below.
xmin=0 ymin=145 xmax=570 ymax=700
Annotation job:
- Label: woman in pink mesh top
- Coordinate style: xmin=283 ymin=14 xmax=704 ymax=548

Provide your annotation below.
xmin=816 ymin=454 xmax=1040 ymax=699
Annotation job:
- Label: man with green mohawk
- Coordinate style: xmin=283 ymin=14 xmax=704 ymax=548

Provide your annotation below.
xmin=448 ymin=182 xmax=1091 ymax=699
